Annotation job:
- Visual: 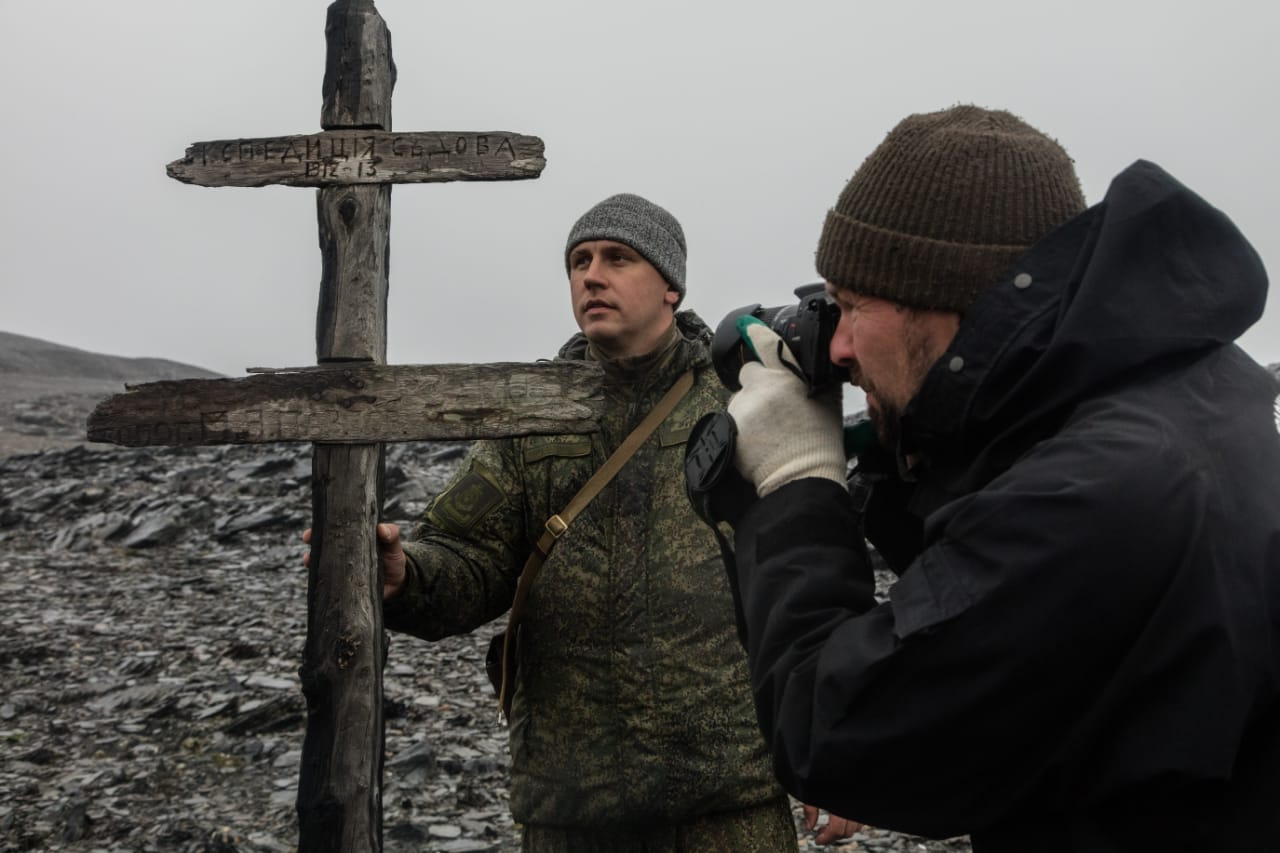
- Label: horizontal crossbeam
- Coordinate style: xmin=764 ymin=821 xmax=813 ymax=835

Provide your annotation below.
xmin=87 ymin=361 xmax=602 ymax=446
xmin=166 ymin=130 xmax=546 ymax=188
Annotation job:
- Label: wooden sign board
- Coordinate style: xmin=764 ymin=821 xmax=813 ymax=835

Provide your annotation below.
xmin=167 ymin=131 xmax=546 ymax=187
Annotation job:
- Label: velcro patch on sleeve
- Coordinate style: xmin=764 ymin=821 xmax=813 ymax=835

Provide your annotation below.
xmin=427 ymin=466 xmax=505 ymax=535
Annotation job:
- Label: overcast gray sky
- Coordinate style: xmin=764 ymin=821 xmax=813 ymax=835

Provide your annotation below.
xmin=2 ymin=0 xmax=1277 ymax=386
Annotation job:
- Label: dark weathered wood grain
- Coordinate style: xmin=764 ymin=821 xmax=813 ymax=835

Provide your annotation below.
xmin=165 ymin=131 xmax=546 ymax=187
xmin=86 ymin=362 xmax=604 ymax=446
xmin=317 ymin=185 xmax=391 ymax=362
xmin=322 ymin=0 xmax=394 ymax=132
xmin=302 ymin=2 xmax=395 ymax=848
xmin=298 ymin=443 xmax=385 ymax=853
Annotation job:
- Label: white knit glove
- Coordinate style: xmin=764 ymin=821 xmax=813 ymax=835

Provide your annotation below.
xmin=727 ymin=320 xmax=847 ymax=497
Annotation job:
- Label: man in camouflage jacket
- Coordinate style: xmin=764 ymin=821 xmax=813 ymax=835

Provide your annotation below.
xmin=376 ymin=195 xmax=857 ymax=850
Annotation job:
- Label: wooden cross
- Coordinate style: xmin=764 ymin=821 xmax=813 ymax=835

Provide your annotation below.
xmin=86 ymin=2 xmax=602 ymax=850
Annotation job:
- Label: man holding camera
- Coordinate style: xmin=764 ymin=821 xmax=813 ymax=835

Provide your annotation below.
xmin=714 ymin=106 xmax=1280 ymax=850
xmin=365 ymin=193 xmax=856 ymax=850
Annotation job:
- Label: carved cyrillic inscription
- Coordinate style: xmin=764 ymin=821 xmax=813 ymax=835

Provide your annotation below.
xmin=167 ymin=131 xmax=546 ymax=188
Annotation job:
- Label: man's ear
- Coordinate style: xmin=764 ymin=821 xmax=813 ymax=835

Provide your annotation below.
xmin=664 ymin=288 xmax=680 ymax=306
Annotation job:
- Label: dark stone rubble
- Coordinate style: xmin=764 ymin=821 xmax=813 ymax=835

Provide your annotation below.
xmin=0 ymin=440 xmax=524 ymax=852
xmin=0 ymin=379 xmax=986 ymax=852
xmin=0 ymin=436 xmax=973 ymax=852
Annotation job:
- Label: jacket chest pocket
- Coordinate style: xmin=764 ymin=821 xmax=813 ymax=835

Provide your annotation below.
xmin=522 ymin=435 xmax=597 ymax=519
xmin=656 ymin=385 xmax=709 ymax=449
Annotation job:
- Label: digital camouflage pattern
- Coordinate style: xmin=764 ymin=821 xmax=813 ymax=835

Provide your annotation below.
xmin=382 ymin=312 xmax=787 ymax=833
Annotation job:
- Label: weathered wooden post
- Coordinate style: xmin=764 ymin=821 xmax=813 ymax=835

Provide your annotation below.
xmin=86 ymin=2 xmax=600 ymax=850
xmin=302 ymin=4 xmax=394 ymax=847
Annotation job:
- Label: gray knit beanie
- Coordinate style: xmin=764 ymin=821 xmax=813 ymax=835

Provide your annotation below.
xmin=817 ymin=105 xmax=1087 ymax=313
xmin=565 ymin=193 xmax=687 ymax=304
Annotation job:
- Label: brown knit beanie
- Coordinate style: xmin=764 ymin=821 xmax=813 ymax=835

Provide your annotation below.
xmin=816 ymin=105 xmax=1087 ymax=313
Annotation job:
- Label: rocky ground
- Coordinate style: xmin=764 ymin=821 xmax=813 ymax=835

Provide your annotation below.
xmin=0 ymin=369 xmax=974 ymax=852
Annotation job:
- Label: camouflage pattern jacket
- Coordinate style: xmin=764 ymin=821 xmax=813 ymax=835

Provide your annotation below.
xmin=382 ymin=311 xmax=782 ymax=828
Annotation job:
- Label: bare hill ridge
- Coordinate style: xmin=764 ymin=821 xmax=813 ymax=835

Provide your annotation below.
xmin=0 ymin=331 xmax=223 ymax=457
xmin=0 ymin=330 xmax=222 ymax=383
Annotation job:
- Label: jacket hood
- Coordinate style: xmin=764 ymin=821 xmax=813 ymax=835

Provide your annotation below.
xmin=906 ymin=160 xmax=1269 ymax=457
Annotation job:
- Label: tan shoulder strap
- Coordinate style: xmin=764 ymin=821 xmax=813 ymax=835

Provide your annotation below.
xmin=496 ymin=369 xmax=695 ymax=717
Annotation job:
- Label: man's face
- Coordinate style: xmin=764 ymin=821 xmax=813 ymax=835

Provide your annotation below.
xmin=568 ymin=239 xmax=678 ymax=359
xmin=826 ymin=284 xmax=960 ymax=449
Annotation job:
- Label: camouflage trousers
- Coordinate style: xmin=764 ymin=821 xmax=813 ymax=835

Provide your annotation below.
xmin=520 ymin=795 xmax=798 ymax=852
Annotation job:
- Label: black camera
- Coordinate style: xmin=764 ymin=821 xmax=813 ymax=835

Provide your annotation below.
xmin=711 ymin=283 xmax=842 ymax=394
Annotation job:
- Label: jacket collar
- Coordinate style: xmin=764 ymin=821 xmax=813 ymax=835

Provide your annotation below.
xmin=556 ymin=310 xmax=712 ymax=395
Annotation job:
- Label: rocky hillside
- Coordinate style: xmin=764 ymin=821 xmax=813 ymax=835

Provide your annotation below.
xmin=0 ymin=438 xmax=511 ymax=852
xmin=0 ymin=335 xmax=966 ymax=852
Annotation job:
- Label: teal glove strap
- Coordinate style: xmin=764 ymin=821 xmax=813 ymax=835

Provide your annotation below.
xmin=735 ymin=315 xmax=768 ymax=361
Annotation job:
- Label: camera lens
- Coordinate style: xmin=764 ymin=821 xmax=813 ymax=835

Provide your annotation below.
xmin=710 ymin=284 xmax=841 ymax=394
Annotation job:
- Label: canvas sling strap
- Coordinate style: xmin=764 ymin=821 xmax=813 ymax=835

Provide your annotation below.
xmin=494 ymin=368 xmax=695 ymax=719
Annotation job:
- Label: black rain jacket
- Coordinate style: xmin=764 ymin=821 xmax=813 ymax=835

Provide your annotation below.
xmin=729 ymin=161 xmax=1280 ymax=852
